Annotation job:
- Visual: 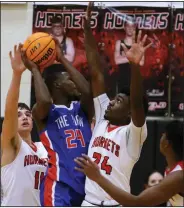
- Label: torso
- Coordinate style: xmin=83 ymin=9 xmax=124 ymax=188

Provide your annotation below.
xmin=85 ymin=121 xmax=136 ymax=203
xmin=165 ymin=161 xmax=184 ymax=206
xmin=39 ymin=102 xmax=91 ymax=195
xmin=1 ymin=140 xmax=47 ymax=206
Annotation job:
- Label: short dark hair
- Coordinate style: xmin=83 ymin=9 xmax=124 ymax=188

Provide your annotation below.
xmin=51 ymin=16 xmax=63 ymax=25
xmin=120 ymin=88 xmax=148 ymax=116
xmin=42 ymin=64 xmax=66 ymax=93
xmin=18 ymin=103 xmax=31 ymax=111
xmin=165 ymin=121 xmax=183 ymax=160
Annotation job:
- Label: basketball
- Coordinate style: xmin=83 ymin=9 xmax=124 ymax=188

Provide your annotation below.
xmin=23 ymin=32 xmax=56 ymax=69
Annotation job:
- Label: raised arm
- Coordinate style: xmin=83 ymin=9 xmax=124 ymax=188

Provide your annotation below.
xmin=21 ymin=49 xmax=52 ymax=128
xmin=122 ymin=31 xmax=152 ymax=127
xmin=1 ymin=45 xmax=25 ymax=151
xmin=54 ymin=37 xmax=94 ymax=121
xmin=84 ymin=2 xmax=106 ymax=98
xmin=75 ymin=155 xmax=184 ymax=206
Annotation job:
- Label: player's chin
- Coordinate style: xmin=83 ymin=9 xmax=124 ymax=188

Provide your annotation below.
xmin=104 ymin=110 xmax=110 ymax=120
xmin=20 ymin=125 xmax=32 ymax=132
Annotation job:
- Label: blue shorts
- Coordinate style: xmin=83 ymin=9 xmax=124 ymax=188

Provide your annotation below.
xmin=40 ymin=176 xmax=85 ymax=206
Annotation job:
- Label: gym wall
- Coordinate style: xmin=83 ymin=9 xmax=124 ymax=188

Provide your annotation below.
xmin=1 ymin=2 xmax=33 ymax=117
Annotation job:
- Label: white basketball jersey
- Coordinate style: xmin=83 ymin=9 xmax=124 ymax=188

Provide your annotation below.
xmin=165 ymin=161 xmax=184 ymax=206
xmin=1 ymin=140 xmax=48 ymax=206
xmin=84 ymin=94 xmax=147 ymax=205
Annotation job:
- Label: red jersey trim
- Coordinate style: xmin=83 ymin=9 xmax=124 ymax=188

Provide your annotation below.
xmin=165 ymin=161 xmax=184 ymax=175
xmin=30 ymin=142 xmax=37 ymax=152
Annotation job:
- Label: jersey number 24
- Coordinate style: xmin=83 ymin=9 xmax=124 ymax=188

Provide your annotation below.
xmin=65 ymin=129 xmax=85 ymax=148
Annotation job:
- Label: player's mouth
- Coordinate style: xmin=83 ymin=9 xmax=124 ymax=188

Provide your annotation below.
xmin=22 ymin=121 xmax=30 ymax=127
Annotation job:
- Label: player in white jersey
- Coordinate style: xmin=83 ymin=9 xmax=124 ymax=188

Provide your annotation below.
xmin=75 ymin=121 xmax=184 ymax=206
xmin=1 ymin=44 xmax=47 ymax=206
xmin=74 ymin=3 xmax=151 ymax=206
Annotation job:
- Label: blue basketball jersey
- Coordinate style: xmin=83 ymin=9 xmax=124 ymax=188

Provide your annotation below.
xmin=40 ymin=101 xmax=92 ymax=195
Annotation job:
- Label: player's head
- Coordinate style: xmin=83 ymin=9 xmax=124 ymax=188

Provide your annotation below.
xmin=160 ymin=121 xmax=183 ymax=161
xmin=18 ymin=103 xmax=33 ymax=134
xmin=124 ymin=18 xmax=136 ymax=37
xmin=144 ymin=170 xmax=164 ymax=189
xmin=43 ymin=64 xmax=81 ymax=101
xmin=51 ymin=16 xmax=64 ymax=37
xmin=104 ymin=88 xmax=148 ymax=125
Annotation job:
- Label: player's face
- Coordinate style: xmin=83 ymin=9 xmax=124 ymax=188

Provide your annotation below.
xmin=147 ymin=172 xmax=163 ymax=188
xmin=125 ymin=22 xmax=135 ymax=37
xmin=52 ymin=23 xmax=64 ymax=36
xmin=18 ymin=108 xmax=33 ymax=133
xmin=104 ymin=93 xmax=130 ymax=124
xmin=160 ymin=132 xmax=169 ymax=155
xmin=59 ymin=72 xmax=81 ymax=99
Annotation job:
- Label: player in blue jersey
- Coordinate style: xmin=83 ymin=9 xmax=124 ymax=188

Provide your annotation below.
xmin=20 ymin=39 xmax=93 ymax=206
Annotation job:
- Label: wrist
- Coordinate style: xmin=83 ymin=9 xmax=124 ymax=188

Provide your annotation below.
xmin=95 ymin=173 xmax=104 ymax=184
xmin=31 ymin=67 xmax=40 ymax=73
xmin=13 ymin=70 xmax=23 ymax=77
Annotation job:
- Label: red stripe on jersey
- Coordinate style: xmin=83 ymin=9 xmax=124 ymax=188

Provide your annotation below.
xmin=44 ymin=176 xmax=54 ymax=206
xmin=107 ymin=125 xmax=120 ymax=133
xmin=30 ymin=142 xmax=37 ymax=152
xmin=165 ymin=160 xmax=184 ymax=175
xmin=40 ymin=131 xmax=57 ymax=181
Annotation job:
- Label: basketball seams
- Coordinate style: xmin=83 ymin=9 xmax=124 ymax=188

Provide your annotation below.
xmin=25 ymin=35 xmax=50 ymax=53
xmin=39 ymin=47 xmax=56 ymax=68
xmin=32 ymin=39 xmax=54 ymax=62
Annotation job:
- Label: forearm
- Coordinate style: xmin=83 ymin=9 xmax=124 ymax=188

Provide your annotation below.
xmin=3 ymin=72 xmax=22 ymax=140
xmin=32 ymin=68 xmax=52 ymax=104
xmin=130 ymin=63 xmax=144 ymax=108
xmin=64 ymin=54 xmax=74 ymax=63
xmin=59 ymin=56 xmax=90 ymax=95
xmin=96 ymin=175 xmax=138 ymax=206
xmin=5 ymin=73 xmax=21 ymax=116
xmin=84 ymin=22 xmax=102 ymax=78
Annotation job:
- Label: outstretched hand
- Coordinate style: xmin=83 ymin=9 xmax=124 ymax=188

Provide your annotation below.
xmin=121 ymin=30 xmax=152 ymax=65
xmin=9 ymin=44 xmax=26 ymax=75
xmin=20 ymin=46 xmax=39 ymax=71
xmin=74 ymin=154 xmax=101 ymax=182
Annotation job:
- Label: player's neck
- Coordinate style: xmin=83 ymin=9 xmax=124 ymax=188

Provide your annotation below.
xmin=53 ymin=95 xmax=71 ymax=108
xmin=109 ymin=119 xmax=129 ymax=126
xmin=20 ymin=132 xmax=32 ymax=145
xmin=166 ymin=154 xmax=179 ymax=170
